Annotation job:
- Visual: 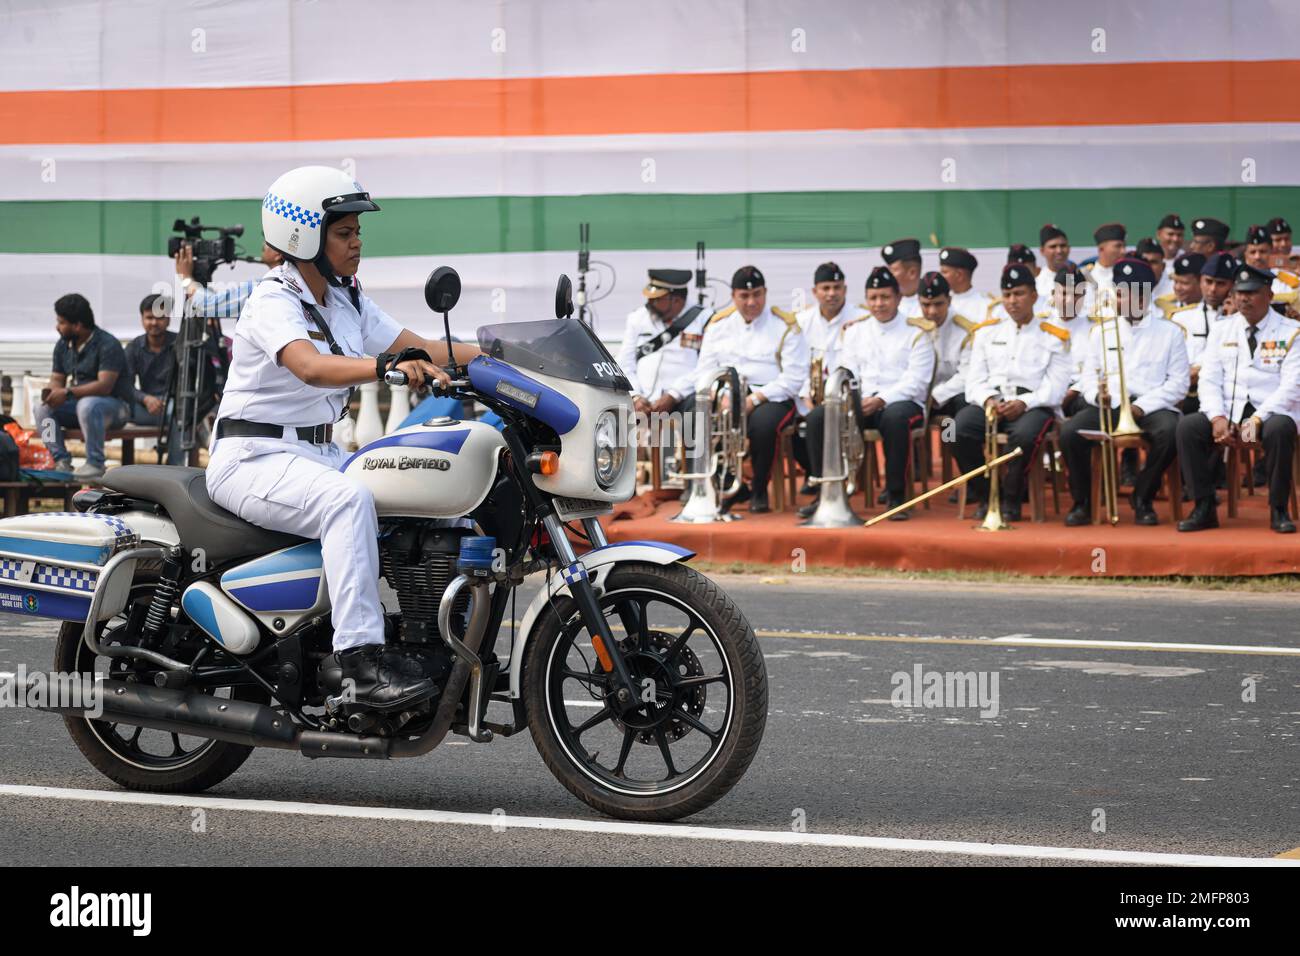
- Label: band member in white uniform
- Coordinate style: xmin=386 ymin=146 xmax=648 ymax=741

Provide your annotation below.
xmin=1170 ymin=251 xmax=1235 ymax=413
xmin=1037 ymin=224 xmax=1072 ymax=299
xmin=205 ymin=165 xmax=482 ymax=713
xmin=796 ymin=261 xmax=861 ymax=399
xmin=694 ymin=266 xmax=808 ymax=513
xmin=953 ymin=264 xmax=1072 ymax=523
xmin=616 ymin=268 xmax=707 ymax=416
xmin=881 ymin=238 xmax=924 ymax=317
xmin=1059 ymin=258 xmax=1189 ymax=526
xmin=797 ymin=266 xmax=935 ymax=520
xmin=1051 ymin=264 xmax=1092 ymax=417
xmin=1176 ymin=263 xmax=1300 ymax=534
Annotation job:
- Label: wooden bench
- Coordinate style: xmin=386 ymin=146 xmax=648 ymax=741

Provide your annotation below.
xmin=0 ymin=480 xmax=81 ymax=517
xmin=63 ymin=424 xmax=162 ymax=466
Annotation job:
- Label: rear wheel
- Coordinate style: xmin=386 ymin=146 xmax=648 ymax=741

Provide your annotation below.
xmin=54 ymin=583 xmax=264 ymax=793
xmin=524 ymin=562 xmax=766 ymax=821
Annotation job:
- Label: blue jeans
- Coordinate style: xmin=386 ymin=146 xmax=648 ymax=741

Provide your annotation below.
xmin=128 ymin=398 xmax=185 ymax=465
xmin=34 ymin=395 xmax=128 ymax=467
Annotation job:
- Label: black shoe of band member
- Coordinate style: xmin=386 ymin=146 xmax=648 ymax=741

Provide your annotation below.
xmin=876 ymin=487 xmax=888 ymax=505
xmin=1271 ymin=507 xmax=1296 ymax=534
xmin=1132 ymin=499 xmax=1159 ymax=526
xmin=749 ymin=487 xmax=771 ymax=514
xmin=972 ymin=500 xmax=988 ymax=521
xmin=337 ymin=644 xmax=438 ymax=713
xmin=796 ymin=498 xmax=819 ymax=519
xmin=1001 ymin=501 xmax=1022 ymax=523
xmin=720 ymin=483 xmax=751 ymax=515
xmin=885 ymin=494 xmax=910 ymax=521
xmin=1176 ymin=497 xmax=1219 ymax=532
xmin=1064 ymin=502 xmax=1090 ymax=526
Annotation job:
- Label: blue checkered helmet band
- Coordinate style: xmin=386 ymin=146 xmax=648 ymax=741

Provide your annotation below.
xmin=263 ymin=192 xmax=323 ymax=230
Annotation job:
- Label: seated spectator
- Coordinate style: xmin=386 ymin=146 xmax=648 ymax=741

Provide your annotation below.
xmin=33 ymin=293 xmax=133 ymax=480
xmin=126 ymin=293 xmax=185 ymax=464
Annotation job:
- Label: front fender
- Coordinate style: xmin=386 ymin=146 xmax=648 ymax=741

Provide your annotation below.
xmin=507 ymin=540 xmax=694 ymax=699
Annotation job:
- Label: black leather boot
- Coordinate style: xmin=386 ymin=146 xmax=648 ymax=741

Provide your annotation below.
xmin=1132 ymin=497 xmax=1158 ymax=526
xmin=1177 ymin=497 xmax=1219 ymax=532
xmin=336 ymin=644 xmax=439 ymax=713
xmin=797 ymin=497 xmax=819 ymax=519
xmin=1065 ymin=501 xmax=1090 ymax=526
xmin=749 ymin=486 xmax=771 ymax=513
xmin=1271 ymin=507 xmax=1296 ymax=534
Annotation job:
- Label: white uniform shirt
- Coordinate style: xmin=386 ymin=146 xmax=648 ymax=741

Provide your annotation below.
xmin=797 ymin=302 xmax=864 ymax=400
xmin=217 ymin=262 xmax=403 ymax=429
xmin=695 ymin=306 xmax=809 ymax=407
xmin=898 ymin=293 xmax=922 ymax=318
xmin=1169 ymin=301 xmax=1224 ymax=367
xmin=1050 ymin=308 xmax=1092 ymax=391
xmin=1035 ymin=267 xmax=1057 ymax=299
xmin=615 ymin=304 xmax=708 ymax=401
xmin=1077 ymin=316 xmax=1190 ymax=415
xmin=965 ymin=313 xmax=1072 ymax=410
xmin=1082 ymin=262 xmax=1115 ymax=315
xmin=837 ymin=313 xmax=936 ymax=407
xmin=930 ymin=313 xmax=981 ymax=407
xmin=1198 ymin=311 xmax=1300 ymax=423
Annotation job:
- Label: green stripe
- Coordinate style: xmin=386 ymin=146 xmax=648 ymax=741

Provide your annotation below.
xmin=3 ymin=188 xmax=1297 ymax=256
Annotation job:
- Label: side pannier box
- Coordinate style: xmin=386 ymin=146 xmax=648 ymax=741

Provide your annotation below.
xmin=0 ymin=512 xmax=140 ymax=623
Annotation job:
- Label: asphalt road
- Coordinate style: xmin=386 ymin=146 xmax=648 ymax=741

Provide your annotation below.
xmin=0 ymin=574 xmax=1296 ymax=867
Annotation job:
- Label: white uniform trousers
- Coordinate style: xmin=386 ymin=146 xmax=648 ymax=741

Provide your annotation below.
xmin=206 ymin=435 xmax=383 ymax=652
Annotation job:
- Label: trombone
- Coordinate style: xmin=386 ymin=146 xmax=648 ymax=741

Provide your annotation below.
xmin=1082 ymin=289 xmax=1143 ymax=524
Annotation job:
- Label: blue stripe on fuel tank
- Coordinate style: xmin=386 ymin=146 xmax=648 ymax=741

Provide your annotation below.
xmin=226 ymin=576 xmax=320 ymax=612
xmin=181 ymin=587 xmax=224 ymax=645
xmin=341 ymin=429 xmax=471 ymax=471
xmin=221 ymin=541 xmax=323 ymax=585
xmin=467 ymin=356 xmax=581 ymax=435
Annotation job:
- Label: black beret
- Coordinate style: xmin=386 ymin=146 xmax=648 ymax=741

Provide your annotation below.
xmin=1201 ymin=252 xmax=1237 ymax=280
xmin=1112 ymin=256 xmax=1155 ymax=288
xmin=1093 ymin=222 xmax=1127 ymax=244
xmin=1134 ymin=237 xmax=1162 ymax=258
xmin=1172 ymin=252 xmax=1206 ymax=275
xmin=1158 ymin=213 xmax=1185 ymax=231
xmin=731 ymin=265 xmax=765 ymax=290
xmin=1039 ymin=223 xmax=1067 ymax=245
xmin=939 ymin=246 xmax=978 ymax=271
xmin=813 ymin=261 xmax=845 ymax=284
xmin=1000 ymin=264 xmax=1035 ymax=290
xmin=1054 ymin=264 xmax=1085 ymax=288
xmin=919 ymin=271 xmax=950 ymax=297
xmin=881 ymin=238 xmax=921 ymax=264
xmin=1245 ymin=224 xmax=1270 ymax=246
xmin=865 ymin=266 xmax=900 ymax=291
xmin=643 ymin=268 xmax=691 ymax=298
xmin=1234 ymin=263 xmax=1274 ymax=292
xmin=1191 ymin=217 xmax=1230 ymax=241
xmin=1006 ymin=243 xmax=1036 ymax=265
xmin=1267 ymin=216 xmax=1292 ymax=236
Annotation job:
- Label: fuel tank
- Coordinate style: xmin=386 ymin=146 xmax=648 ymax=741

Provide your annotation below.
xmin=340 ymin=418 xmax=506 ymax=519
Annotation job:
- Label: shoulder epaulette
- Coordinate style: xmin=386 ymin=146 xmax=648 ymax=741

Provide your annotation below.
xmin=951 ymin=314 xmax=975 ymax=333
xmin=1082 ymin=262 xmax=1095 ymax=273
xmin=1274 ymin=290 xmax=1298 ymax=305
xmin=771 ymin=306 xmax=798 ymax=326
xmin=907 ymin=316 xmax=936 ymax=333
xmin=1040 ymin=321 xmax=1070 ymax=342
xmin=984 ymin=298 xmax=1002 ymax=321
xmin=1169 ymin=302 xmax=1198 ymax=316
xmin=972 ymin=318 xmax=1000 ymax=331
xmin=706 ymin=304 xmax=735 ymax=326
xmin=1287 ymin=329 xmax=1300 ymax=350
xmin=1276 ymin=271 xmax=1299 ymax=289
xmin=856 ymin=301 xmax=868 ymax=309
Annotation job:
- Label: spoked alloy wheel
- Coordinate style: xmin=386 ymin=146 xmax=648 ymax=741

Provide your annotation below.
xmin=524 ymin=562 xmax=766 ymax=821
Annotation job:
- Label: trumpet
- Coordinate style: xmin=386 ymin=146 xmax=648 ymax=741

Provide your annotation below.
xmin=670 ymin=366 xmax=748 ymax=523
xmin=977 ymin=397 xmax=1013 ymax=531
xmin=800 ymin=366 xmax=865 ymax=527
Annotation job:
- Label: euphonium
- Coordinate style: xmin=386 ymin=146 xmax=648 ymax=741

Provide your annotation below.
xmin=809 ymin=356 xmax=826 ymax=406
xmin=670 ymin=366 xmax=749 ymax=523
xmin=800 ymin=366 xmax=865 ymax=527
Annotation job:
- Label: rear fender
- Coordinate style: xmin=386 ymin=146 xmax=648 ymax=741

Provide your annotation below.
xmin=506 ymin=540 xmax=693 ymax=699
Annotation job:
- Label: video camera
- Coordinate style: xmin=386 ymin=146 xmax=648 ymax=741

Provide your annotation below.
xmin=166 ymin=217 xmax=249 ymax=285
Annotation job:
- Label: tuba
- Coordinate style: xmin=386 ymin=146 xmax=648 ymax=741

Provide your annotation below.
xmin=800 ymin=366 xmax=865 ymax=527
xmin=808 ymin=355 xmax=826 ymax=407
xmin=670 ymin=366 xmax=749 ymax=522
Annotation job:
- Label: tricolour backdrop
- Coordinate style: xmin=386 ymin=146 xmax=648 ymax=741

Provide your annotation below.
xmin=2 ymin=0 xmax=1298 ymax=345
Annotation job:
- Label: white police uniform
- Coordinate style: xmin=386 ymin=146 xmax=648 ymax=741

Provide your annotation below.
xmin=965 ymin=312 xmax=1072 ymax=409
xmin=1169 ymin=301 xmax=1224 ymax=367
xmin=206 ymin=260 xmax=405 ymax=651
xmin=615 ymin=304 xmax=708 ymax=402
xmin=1198 ymin=310 xmax=1300 ymax=423
xmin=930 ymin=312 xmax=984 ymax=407
xmin=1077 ymin=316 xmax=1190 ymax=414
xmin=838 ymin=313 xmax=936 ymax=407
xmin=797 ymin=301 xmax=863 ymax=401
xmin=695 ymin=305 xmax=809 ymax=411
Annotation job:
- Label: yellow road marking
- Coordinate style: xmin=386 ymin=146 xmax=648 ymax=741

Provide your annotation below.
xmin=1277 ymin=847 xmax=1300 ymax=859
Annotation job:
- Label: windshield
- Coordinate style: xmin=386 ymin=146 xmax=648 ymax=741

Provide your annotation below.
xmin=477 ymin=319 xmax=630 ymax=391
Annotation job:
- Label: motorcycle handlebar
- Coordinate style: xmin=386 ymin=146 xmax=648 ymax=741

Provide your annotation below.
xmin=383 ymin=368 xmax=470 ymax=394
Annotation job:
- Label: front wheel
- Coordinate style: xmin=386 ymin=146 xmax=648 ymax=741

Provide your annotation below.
xmin=524 ymin=562 xmax=766 ymax=821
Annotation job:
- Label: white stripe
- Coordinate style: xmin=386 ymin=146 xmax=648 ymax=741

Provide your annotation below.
xmin=4 ymin=0 xmax=1298 ymax=92
xmin=0 ymin=784 xmax=1291 ymax=865
xmin=5 ymin=124 xmax=1300 ymax=201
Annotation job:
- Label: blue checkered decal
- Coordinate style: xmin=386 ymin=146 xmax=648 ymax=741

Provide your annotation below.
xmin=0 ymin=558 xmax=29 ymax=580
xmin=264 ymin=192 xmax=322 ymax=229
xmin=34 ymin=565 xmax=98 ymax=592
xmin=562 ymin=562 xmax=589 ymax=585
xmin=40 ymin=513 xmax=139 ymax=552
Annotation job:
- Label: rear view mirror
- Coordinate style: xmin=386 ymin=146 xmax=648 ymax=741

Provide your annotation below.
xmin=555 ymin=274 xmax=574 ymax=319
xmin=425 ymin=266 xmax=461 ymax=313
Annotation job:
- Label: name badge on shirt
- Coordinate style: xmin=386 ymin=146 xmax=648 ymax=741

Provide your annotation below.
xmin=308 ymin=331 xmax=327 ymax=342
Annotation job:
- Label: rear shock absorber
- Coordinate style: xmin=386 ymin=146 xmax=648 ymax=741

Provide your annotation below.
xmin=141 ymin=545 xmax=186 ymax=643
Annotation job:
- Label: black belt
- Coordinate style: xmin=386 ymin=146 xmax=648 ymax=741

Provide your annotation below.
xmin=216 ymin=418 xmax=334 ymax=445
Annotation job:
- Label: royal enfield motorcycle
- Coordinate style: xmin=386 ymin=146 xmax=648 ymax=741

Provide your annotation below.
xmin=0 ymin=270 xmax=766 ymax=821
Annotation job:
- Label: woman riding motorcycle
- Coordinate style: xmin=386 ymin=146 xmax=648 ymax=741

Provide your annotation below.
xmin=206 ymin=166 xmax=482 ymax=713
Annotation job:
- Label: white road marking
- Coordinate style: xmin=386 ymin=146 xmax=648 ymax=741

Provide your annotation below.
xmin=0 ymin=784 xmax=1293 ymax=867
xmin=987 ymin=635 xmax=1300 ymax=656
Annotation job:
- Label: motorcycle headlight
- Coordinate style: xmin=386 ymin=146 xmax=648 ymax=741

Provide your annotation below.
xmin=594 ymin=409 xmax=625 ymax=489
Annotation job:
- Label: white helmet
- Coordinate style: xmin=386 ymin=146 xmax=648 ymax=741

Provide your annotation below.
xmin=261 ymin=165 xmax=380 ymax=263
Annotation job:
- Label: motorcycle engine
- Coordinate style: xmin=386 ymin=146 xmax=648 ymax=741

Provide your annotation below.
xmin=378 ymin=522 xmax=473 ymax=643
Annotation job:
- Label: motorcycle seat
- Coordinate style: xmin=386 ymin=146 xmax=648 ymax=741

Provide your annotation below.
xmin=99 ymin=465 xmax=308 ymax=564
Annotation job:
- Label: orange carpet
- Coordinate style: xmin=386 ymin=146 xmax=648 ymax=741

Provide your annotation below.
xmin=603 ymin=488 xmax=1300 ymax=577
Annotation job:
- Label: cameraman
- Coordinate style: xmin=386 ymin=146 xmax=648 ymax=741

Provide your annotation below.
xmin=125 ymin=293 xmax=185 ymax=464
xmin=176 ymin=240 xmax=283 ymax=318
